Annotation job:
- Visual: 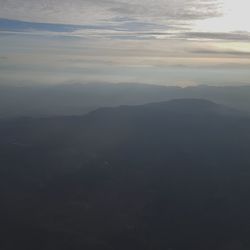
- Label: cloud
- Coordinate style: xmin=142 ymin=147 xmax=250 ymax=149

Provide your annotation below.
xmin=0 ymin=0 xmax=221 ymax=23
xmin=0 ymin=0 xmax=221 ymax=33
xmin=182 ymin=32 xmax=250 ymax=41
xmin=1 ymin=0 xmax=250 ymax=87
xmin=1 ymin=1 xmax=249 ymax=44
xmin=4 ymin=0 xmax=250 ymax=44
xmin=0 ymin=56 xmax=8 ymax=60
xmin=191 ymin=48 xmax=250 ymax=57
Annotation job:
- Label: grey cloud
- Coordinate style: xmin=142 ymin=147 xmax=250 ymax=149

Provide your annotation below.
xmin=108 ymin=30 xmax=250 ymax=42
xmin=191 ymin=49 xmax=250 ymax=57
xmin=110 ymin=0 xmax=221 ymax=21
xmin=0 ymin=0 xmax=222 ymax=27
xmin=182 ymin=32 xmax=250 ymax=41
xmin=0 ymin=0 xmax=230 ymax=42
xmin=167 ymin=61 xmax=250 ymax=69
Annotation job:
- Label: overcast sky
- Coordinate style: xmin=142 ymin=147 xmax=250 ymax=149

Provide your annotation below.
xmin=0 ymin=0 xmax=250 ymax=86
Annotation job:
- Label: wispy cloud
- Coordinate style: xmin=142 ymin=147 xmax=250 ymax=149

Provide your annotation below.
xmin=0 ymin=0 xmax=222 ymax=39
xmin=1 ymin=0 xmax=249 ymax=44
xmin=191 ymin=48 xmax=250 ymax=57
xmin=0 ymin=0 xmax=222 ymax=24
xmin=1 ymin=0 xmax=250 ymax=87
xmin=182 ymin=32 xmax=250 ymax=41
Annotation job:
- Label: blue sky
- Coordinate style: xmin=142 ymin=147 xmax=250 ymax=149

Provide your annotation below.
xmin=0 ymin=0 xmax=250 ymax=86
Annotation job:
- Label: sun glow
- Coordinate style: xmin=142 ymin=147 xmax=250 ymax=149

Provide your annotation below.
xmin=195 ymin=0 xmax=250 ymax=33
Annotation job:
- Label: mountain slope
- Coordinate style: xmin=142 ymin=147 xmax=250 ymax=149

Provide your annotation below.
xmin=1 ymin=99 xmax=250 ymax=250
xmin=1 ymin=83 xmax=250 ymax=117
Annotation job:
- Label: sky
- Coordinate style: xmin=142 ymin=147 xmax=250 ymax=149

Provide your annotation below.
xmin=0 ymin=0 xmax=250 ymax=86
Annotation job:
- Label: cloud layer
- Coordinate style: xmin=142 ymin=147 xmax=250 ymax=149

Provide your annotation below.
xmin=0 ymin=0 xmax=221 ymax=24
xmin=1 ymin=0 xmax=250 ymax=42
xmin=0 ymin=0 xmax=250 ymax=86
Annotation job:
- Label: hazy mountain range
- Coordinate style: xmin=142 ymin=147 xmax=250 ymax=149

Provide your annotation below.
xmin=1 ymin=99 xmax=250 ymax=249
xmin=1 ymin=83 xmax=250 ymax=117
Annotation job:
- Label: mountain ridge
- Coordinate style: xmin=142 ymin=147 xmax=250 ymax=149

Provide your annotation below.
xmin=1 ymin=83 xmax=250 ymax=117
xmin=1 ymin=97 xmax=250 ymax=249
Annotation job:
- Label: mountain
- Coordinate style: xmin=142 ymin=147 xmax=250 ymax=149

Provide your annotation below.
xmin=1 ymin=99 xmax=250 ymax=250
xmin=1 ymin=82 xmax=250 ymax=117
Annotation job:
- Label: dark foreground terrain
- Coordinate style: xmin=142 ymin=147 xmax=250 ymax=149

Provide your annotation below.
xmin=1 ymin=99 xmax=250 ymax=249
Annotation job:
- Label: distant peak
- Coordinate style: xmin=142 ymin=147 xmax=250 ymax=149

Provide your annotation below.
xmin=141 ymin=98 xmax=219 ymax=110
xmin=167 ymin=98 xmax=216 ymax=104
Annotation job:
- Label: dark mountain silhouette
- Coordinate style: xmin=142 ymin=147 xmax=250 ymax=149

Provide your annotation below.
xmin=1 ymin=83 xmax=250 ymax=117
xmin=1 ymin=99 xmax=250 ymax=250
